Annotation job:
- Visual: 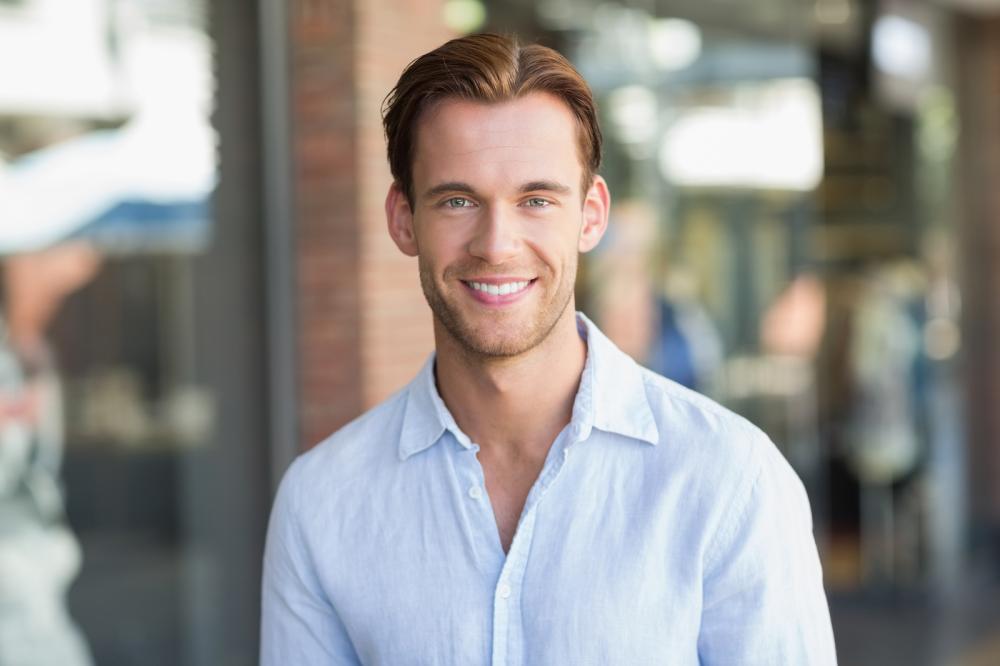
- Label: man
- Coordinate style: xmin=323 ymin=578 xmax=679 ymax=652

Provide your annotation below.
xmin=262 ymin=33 xmax=836 ymax=664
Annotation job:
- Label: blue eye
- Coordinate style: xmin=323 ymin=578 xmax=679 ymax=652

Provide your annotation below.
xmin=525 ymin=197 xmax=550 ymax=208
xmin=444 ymin=197 xmax=474 ymax=208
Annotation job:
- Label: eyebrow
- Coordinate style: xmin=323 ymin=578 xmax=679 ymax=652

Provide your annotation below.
xmin=519 ymin=180 xmax=572 ymax=195
xmin=422 ymin=182 xmax=476 ymax=200
xmin=422 ymin=180 xmax=573 ymax=201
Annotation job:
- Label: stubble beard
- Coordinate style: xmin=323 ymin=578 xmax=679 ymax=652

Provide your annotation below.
xmin=418 ymin=255 xmax=577 ymax=360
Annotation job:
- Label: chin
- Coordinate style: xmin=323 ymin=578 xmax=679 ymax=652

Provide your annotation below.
xmin=448 ymin=318 xmax=538 ymax=358
xmin=446 ymin=305 xmax=576 ymax=359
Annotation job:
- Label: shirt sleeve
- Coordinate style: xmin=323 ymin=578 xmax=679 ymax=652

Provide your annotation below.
xmin=260 ymin=458 xmax=361 ymax=666
xmin=698 ymin=434 xmax=838 ymax=665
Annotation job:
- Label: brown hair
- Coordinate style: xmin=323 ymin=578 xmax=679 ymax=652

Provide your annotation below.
xmin=382 ymin=33 xmax=602 ymax=206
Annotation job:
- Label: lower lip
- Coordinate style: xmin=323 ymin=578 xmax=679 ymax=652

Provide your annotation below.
xmin=462 ymin=280 xmax=535 ymax=307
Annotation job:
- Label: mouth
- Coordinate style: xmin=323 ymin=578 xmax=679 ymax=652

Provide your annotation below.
xmin=464 ymin=279 xmax=533 ymax=296
xmin=460 ymin=278 xmax=536 ymax=305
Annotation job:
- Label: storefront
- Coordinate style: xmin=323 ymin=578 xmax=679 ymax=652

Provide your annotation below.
xmin=0 ymin=1 xmax=278 ymax=662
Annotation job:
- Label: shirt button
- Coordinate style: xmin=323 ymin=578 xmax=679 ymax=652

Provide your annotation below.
xmin=468 ymin=485 xmax=483 ymax=500
xmin=498 ymin=583 xmax=512 ymax=599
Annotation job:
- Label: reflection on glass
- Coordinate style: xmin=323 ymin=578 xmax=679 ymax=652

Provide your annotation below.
xmin=0 ymin=245 xmax=101 ymax=665
xmin=0 ymin=1 xmax=216 ymax=663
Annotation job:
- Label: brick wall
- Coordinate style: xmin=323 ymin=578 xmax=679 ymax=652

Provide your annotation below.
xmin=291 ymin=0 xmax=450 ymax=448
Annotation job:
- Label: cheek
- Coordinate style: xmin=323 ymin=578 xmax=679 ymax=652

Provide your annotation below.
xmin=416 ymin=223 xmax=468 ymax=261
xmin=522 ymin=220 xmax=581 ymax=265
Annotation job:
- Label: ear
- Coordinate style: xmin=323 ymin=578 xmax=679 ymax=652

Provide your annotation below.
xmin=386 ymin=181 xmax=419 ymax=257
xmin=578 ymin=175 xmax=610 ymax=253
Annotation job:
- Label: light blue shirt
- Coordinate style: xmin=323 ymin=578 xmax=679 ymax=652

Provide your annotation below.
xmin=261 ymin=314 xmax=837 ymax=665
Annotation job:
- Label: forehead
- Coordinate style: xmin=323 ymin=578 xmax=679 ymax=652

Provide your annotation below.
xmin=412 ymin=92 xmax=583 ymax=189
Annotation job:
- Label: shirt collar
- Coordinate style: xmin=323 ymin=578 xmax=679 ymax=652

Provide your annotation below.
xmin=574 ymin=312 xmax=659 ymax=447
xmin=397 ymin=352 xmax=463 ymax=460
xmin=398 ymin=312 xmax=659 ymax=461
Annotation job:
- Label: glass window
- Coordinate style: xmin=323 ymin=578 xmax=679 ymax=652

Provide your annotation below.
xmin=0 ymin=1 xmax=262 ymax=664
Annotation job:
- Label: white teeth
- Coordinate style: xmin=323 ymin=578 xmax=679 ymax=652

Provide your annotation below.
xmin=469 ymin=280 xmax=530 ymax=296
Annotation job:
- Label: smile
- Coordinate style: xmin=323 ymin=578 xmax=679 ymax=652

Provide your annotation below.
xmin=466 ymin=280 xmax=532 ymax=296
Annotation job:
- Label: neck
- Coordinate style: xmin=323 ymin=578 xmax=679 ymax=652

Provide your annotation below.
xmin=434 ymin=307 xmax=586 ymax=460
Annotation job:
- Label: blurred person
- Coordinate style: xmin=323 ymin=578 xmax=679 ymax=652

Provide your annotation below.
xmin=262 ymin=34 xmax=836 ymax=665
xmin=761 ymin=272 xmax=827 ymax=360
xmin=845 ymin=261 xmax=925 ymax=487
xmin=0 ymin=242 xmax=100 ymax=666
xmin=648 ymin=266 xmax=724 ymax=395
xmin=844 ymin=261 xmax=928 ymax=586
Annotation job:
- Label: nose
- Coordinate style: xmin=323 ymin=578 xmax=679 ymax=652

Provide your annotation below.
xmin=467 ymin=205 xmax=520 ymax=265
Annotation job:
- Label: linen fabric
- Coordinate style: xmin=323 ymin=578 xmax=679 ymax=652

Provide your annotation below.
xmin=261 ymin=314 xmax=837 ymax=665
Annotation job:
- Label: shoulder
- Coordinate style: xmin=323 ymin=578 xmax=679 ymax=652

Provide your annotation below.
xmin=636 ymin=366 xmax=807 ymax=515
xmin=639 ymin=368 xmax=768 ymax=464
xmin=277 ymin=386 xmax=410 ymax=512
xmin=632 ymin=369 xmax=814 ymax=570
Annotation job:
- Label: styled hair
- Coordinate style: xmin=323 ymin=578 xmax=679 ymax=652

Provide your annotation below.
xmin=381 ymin=33 xmax=602 ymax=206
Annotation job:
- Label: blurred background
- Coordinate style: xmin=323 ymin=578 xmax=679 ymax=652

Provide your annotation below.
xmin=1 ymin=0 xmax=999 ymax=664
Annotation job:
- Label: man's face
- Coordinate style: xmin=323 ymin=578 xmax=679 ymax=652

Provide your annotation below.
xmin=387 ymin=92 xmax=608 ymax=358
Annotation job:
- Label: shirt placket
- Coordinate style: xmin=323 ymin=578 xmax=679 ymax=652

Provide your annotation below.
xmin=456 ymin=441 xmax=506 ymax=574
xmin=489 ymin=426 xmax=580 ymax=666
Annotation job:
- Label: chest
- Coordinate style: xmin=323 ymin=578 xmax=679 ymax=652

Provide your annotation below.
xmin=479 ymin=453 xmax=546 ymax=553
xmin=316 ymin=471 xmax=704 ymax=666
